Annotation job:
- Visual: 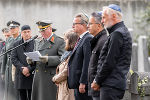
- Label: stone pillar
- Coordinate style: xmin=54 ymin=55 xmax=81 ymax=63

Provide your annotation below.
xmin=148 ymin=57 xmax=150 ymax=67
xmin=138 ymin=36 xmax=150 ymax=72
xmin=131 ymin=43 xmax=138 ymax=71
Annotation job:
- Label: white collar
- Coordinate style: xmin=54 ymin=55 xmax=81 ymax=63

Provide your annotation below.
xmin=79 ymin=31 xmax=88 ymax=39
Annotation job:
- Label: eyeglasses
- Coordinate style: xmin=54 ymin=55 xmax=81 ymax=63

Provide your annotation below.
xmin=72 ymin=23 xmax=83 ymax=26
xmin=88 ymin=23 xmax=100 ymax=25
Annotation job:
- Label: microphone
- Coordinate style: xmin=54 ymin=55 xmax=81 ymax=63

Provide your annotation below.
xmin=25 ymin=35 xmax=38 ymax=43
xmin=0 ymin=35 xmax=38 ymax=57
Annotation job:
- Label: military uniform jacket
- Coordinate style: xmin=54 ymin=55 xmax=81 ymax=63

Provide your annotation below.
xmin=1 ymin=35 xmax=21 ymax=100
xmin=31 ymin=34 xmax=65 ymax=100
xmin=11 ymin=38 xmax=35 ymax=89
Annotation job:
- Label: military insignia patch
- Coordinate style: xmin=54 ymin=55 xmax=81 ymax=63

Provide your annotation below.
xmin=50 ymin=36 xmax=55 ymax=43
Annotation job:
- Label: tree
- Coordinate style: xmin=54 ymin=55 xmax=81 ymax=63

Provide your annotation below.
xmin=135 ymin=3 xmax=150 ymax=56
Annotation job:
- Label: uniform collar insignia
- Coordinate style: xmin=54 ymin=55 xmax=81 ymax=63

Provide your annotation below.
xmin=50 ymin=36 xmax=55 ymax=43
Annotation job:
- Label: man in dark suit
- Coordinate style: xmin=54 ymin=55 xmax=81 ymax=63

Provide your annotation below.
xmin=11 ymin=25 xmax=35 ymax=100
xmin=68 ymin=13 xmax=93 ymax=100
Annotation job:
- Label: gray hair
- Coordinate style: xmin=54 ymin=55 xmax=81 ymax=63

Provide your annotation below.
xmin=2 ymin=28 xmax=9 ymax=33
xmin=91 ymin=12 xmax=102 ymax=24
xmin=103 ymin=6 xmax=123 ymax=21
xmin=75 ymin=13 xmax=89 ymax=25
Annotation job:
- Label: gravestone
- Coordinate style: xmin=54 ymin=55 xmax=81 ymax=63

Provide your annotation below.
xmin=131 ymin=43 xmax=138 ymax=71
xmin=148 ymin=57 xmax=150 ymax=67
xmin=122 ymin=43 xmax=139 ymax=100
xmin=122 ymin=90 xmax=131 ymax=100
xmin=129 ymin=72 xmax=150 ymax=100
xmin=138 ymin=36 xmax=150 ymax=72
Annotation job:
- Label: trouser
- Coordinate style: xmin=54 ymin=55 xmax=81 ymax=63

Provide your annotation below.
xmin=0 ymin=74 xmax=4 ymax=99
xmin=100 ymin=86 xmax=125 ymax=100
xmin=74 ymin=88 xmax=92 ymax=100
xmin=18 ymin=89 xmax=32 ymax=100
xmin=92 ymin=96 xmax=100 ymax=100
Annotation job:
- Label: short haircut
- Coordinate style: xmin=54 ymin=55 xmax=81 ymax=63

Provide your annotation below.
xmin=91 ymin=12 xmax=102 ymax=24
xmin=2 ymin=28 xmax=9 ymax=33
xmin=64 ymin=29 xmax=78 ymax=51
xmin=75 ymin=13 xmax=89 ymax=25
xmin=103 ymin=6 xmax=122 ymax=20
xmin=0 ymin=38 xmax=3 ymax=41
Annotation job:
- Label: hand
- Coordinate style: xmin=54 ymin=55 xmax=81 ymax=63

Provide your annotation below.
xmin=39 ymin=56 xmax=48 ymax=63
xmin=52 ymin=76 xmax=55 ymax=83
xmin=52 ymin=76 xmax=59 ymax=84
xmin=26 ymin=57 xmax=33 ymax=64
xmin=79 ymin=83 xmax=86 ymax=93
xmin=91 ymin=81 xmax=100 ymax=91
xmin=1 ymin=75 xmax=4 ymax=80
xmin=55 ymin=83 xmax=59 ymax=87
xmin=22 ymin=67 xmax=30 ymax=77
xmin=25 ymin=73 xmax=30 ymax=77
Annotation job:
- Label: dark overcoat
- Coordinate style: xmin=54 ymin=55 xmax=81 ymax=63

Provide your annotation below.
xmin=11 ymin=39 xmax=35 ymax=89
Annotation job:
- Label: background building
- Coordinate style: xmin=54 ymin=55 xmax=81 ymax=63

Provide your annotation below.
xmin=0 ymin=0 xmax=149 ymax=39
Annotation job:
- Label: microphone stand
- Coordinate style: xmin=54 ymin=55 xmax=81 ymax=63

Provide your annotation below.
xmin=0 ymin=41 xmax=29 ymax=57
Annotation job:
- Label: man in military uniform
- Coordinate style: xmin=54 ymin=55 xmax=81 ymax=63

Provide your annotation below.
xmin=0 ymin=38 xmax=5 ymax=99
xmin=2 ymin=28 xmax=11 ymax=40
xmin=1 ymin=21 xmax=21 ymax=100
xmin=0 ymin=28 xmax=10 ymax=99
xmin=28 ymin=20 xmax=65 ymax=100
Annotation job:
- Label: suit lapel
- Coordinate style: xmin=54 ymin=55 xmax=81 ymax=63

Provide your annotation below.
xmin=71 ymin=32 xmax=88 ymax=55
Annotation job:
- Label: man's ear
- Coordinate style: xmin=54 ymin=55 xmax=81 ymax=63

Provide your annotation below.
xmin=112 ymin=13 xmax=117 ymax=20
xmin=98 ymin=23 xmax=102 ymax=28
xmin=82 ymin=24 xmax=88 ymax=28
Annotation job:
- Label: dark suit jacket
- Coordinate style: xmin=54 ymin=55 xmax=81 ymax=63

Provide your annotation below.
xmin=68 ymin=32 xmax=93 ymax=89
xmin=11 ymin=38 xmax=35 ymax=89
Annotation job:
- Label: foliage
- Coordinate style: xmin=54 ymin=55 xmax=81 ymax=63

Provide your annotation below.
xmin=137 ymin=76 xmax=148 ymax=97
xmin=134 ymin=3 xmax=150 ymax=56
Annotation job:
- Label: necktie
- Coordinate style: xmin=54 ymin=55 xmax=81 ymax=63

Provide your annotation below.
xmin=74 ymin=37 xmax=80 ymax=48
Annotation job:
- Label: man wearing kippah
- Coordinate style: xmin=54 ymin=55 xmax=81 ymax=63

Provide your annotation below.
xmin=91 ymin=4 xmax=132 ymax=100
xmin=1 ymin=20 xmax=21 ymax=100
xmin=87 ymin=11 xmax=107 ymax=100
xmin=27 ymin=20 xmax=65 ymax=100
xmin=11 ymin=25 xmax=35 ymax=100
